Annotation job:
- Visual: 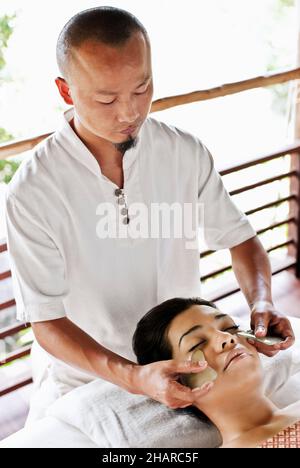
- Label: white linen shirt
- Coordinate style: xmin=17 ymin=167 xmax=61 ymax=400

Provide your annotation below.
xmin=5 ymin=108 xmax=256 ymax=388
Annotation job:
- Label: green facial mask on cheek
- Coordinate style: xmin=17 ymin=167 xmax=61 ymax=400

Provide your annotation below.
xmin=180 ymin=349 xmax=218 ymax=389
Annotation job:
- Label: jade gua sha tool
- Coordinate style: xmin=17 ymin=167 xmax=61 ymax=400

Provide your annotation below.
xmin=180 ymin=349 xmax=218 ymax=389
xmin=236 ymin=330 xmax=284 ymax=346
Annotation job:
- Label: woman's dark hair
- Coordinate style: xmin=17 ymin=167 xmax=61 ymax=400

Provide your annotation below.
xmin=132 ymin=297 xmax=218 ymax=421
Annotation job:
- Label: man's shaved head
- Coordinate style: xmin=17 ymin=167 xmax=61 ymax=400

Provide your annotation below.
xmin=55 ymin=6 xmax=153 ymax=157
xmin=56 ymin=6 xmax=150 ymax=80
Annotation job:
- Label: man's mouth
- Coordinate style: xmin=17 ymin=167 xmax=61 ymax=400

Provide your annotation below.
xmin=120 ymin=125 xmax=138 ymax=134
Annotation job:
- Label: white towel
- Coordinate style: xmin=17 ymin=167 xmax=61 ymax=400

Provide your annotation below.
xmin=47 ymin=379 xmax=221 ymax=448
xmin=261 ymin=340 xmax=300 ymax=408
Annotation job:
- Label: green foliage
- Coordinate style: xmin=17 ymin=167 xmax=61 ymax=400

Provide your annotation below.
xmin=266 ymin=0 xmax=295 ymax=116
xmin=268 ymin=83 xmax=290 ymax=116
xmin=279 ymin=0 xmax=294 ymax=9
xmin=0 ymin=13 xmax=16 ymax=71
xmin=0 ymin=159 xmax=21 ymax=183
xmin=0 ymin=14 xmax=16 ymax=143
xmin=0 ymin=127 xmax=13 ymax=143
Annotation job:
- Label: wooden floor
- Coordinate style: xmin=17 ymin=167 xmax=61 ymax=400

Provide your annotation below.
xmin=0 ymin=269 xmax=299 ymax=442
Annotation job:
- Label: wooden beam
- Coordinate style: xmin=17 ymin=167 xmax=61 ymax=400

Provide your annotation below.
xmin=0 ymin=243 xmax=7 ymax=253
xmin=0 ymin=299 xmax=16 ymax=311
xmin=0 ymin=133 xmax=51 ymax=160
xmin=220 ymin=141 xmax=300 ymax=175
xmin=0 ymin=270 xmax=11 ymax=281
xmin=0 ymin=344 xmax=31 ymax=366
xmin=0 ymin=377 xmax=33 ymax=397
xmin=0 ymin=322 xmax=30 ymax=340
xmin=151 ymin=67 xmax=300 ymax=113
xmin=209 ymin=258 xmax=297 ymax=302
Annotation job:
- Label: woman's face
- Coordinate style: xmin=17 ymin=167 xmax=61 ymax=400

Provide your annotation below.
xmin=166 ymin=305 xmax=263 ymax=405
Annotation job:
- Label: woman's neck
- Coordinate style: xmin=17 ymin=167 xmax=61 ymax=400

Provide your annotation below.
xmin=196 ymin=390 xmax=278 ymax=445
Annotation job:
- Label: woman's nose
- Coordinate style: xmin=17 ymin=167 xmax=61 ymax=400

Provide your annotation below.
xmin=222 ymin=336 xmax=237 ymax=350
xmin=210 ymin=331 xmax=238 ymax=353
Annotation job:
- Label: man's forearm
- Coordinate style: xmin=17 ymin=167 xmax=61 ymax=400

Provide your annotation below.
xmin=32 ymin=317 xmax=140 ymax=394
xmin=230 ymin=236 xmax=295 ymax=354
xmin=230 ymin=236 xmax=273 ymax=309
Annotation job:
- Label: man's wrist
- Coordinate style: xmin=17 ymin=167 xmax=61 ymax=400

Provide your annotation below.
xmin=110 ymin=362 xmax=142 ymax=395
xmin=92 ymin=351 xmax=143 ymax=395
xmin=250 ymin=299 xmax=275 ymax=313
xmin=126 ymin=363 xmax=144 ymax=395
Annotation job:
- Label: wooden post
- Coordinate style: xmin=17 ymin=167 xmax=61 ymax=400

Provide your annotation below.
xmin=295 ymin=0 xmax=300 ymax=277
xmin=296 ymin=169 xmax=300 ymax=278
xmin=289 ymin=0 xmax=300 ymax=277
xmin=295 ymin=1 xmax=300 ymax=139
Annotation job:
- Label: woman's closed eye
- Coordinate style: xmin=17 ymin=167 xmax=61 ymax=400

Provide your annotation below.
xmin=188 ymin=325 xmax=240 ymax=353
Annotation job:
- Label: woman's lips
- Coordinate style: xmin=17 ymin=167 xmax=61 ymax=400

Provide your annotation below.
xmin=223 ymin=350 xmax=249 ymax=372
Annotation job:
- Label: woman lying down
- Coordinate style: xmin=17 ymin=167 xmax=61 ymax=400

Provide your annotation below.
xmin=132 ymin=297 xmax=300 ymax=448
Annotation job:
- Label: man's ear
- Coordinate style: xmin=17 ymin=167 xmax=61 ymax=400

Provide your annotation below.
xmin=55 ymin=77 xmax=73 ymax=105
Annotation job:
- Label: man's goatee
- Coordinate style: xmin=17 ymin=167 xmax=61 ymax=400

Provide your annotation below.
xmin=113 ymin=136 xmax=137 ymax=154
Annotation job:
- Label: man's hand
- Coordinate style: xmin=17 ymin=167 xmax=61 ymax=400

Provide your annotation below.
xmin=249 ymin=301 xmax=295 ymax=357
xmin=131 ymin=359 xmax=214 ymax=409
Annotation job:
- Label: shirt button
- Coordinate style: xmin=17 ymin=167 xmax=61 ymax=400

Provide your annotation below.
xmin=121 ymin=208 xmax=128 ymax=216
xmin=115 ymin=188 xmax=123 ymax=197
xmin=118 ymin=198 xmax=126 ymax=205
xmin=123 ymin=217 xmax=130 ymax=225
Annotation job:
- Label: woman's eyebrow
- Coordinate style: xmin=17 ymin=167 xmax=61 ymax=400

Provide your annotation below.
xmin=178 ymin=313 xmax=228 ymax=348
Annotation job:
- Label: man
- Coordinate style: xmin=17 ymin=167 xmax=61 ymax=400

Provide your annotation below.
xmin=5 ymin=6 xmax=294 ymax=425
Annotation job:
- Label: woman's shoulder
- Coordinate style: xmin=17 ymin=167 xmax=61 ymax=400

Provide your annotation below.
xmin=276 ymin=400 xmax=300 ymax=424
xmin=221 ymin=406 xmax=300 ymax=448
xmin=221 ymin=423 xmax=280 ymax=448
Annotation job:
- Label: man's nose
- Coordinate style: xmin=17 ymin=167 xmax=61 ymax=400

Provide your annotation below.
xmin=117 ymin=100 xmax=139 ymax=124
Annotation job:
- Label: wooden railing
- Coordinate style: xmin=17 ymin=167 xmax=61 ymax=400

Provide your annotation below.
xmin=1 ymin=66 xmax=300 ymax=396
xmin=202 ymin=142 xmax=300 ymax=301
xmin=0 ymin=239 xmax=32 ymax=395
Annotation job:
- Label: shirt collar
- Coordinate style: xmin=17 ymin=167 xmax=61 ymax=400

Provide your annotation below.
xmin=56 ymin=107 xmax=144 ymax=178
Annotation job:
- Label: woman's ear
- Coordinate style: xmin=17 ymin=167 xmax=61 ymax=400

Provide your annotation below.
xmin=55 ymin=77 xmax=73 ymax=105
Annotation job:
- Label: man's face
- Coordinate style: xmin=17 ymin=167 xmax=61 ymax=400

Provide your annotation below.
xmin=56 ymin=31 xmax=153 ymax=146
